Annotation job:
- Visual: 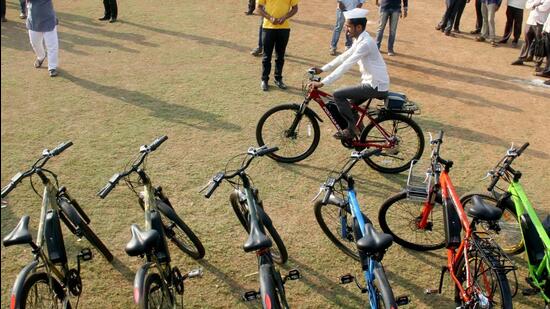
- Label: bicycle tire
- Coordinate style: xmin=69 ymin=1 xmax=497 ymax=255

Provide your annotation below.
xmin=140 ymin=272 xmax=174 ymax=309
xmin=229 ymin=192 xmax=288 ymax=264
xmin=372 ymin=262 xmax=397 ymax=309
xmin=378 ymin=191 xmax=446 ymax=251
xmin=157 ymin=199 xmax=205 ymax=260
xmin=455 ymin=248 xmax=513 ymax=309
xmin=77 ymin=218 xmax=114 ymax=262
xmin=460 ymin=193 xmax=524 ymax=255
xmin=314 ymin=200 xmax=361 ymax=261
xmin=259 ymin=263 xmax=283 ymax=309
xmin=256 ymin=104 xmax=320 ymax=163
xmin=21 ymin=272 xmax=67 ymax=309
xmin=359 ymin=113 xmax=425 ymax=174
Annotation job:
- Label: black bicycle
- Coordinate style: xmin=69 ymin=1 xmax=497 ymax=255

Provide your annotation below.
xmin=98 ymin=136 xmax=204 ymax=308
xmin=202 ymin=145 xmax=300 ymax=309
xmin=2 ymin=141 xmax=113 ymax=309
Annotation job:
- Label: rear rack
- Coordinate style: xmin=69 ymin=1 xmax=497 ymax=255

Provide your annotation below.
xmin=405 ymin=160 xmax=431 ymax=201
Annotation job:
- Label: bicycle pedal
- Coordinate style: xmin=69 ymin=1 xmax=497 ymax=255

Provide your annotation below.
xmin=242 ymin=290 xmax=260 ymax=301
xmin=425 ymin=288 xmax=439 ymax=295
xmin=78 ymin=248 xmax=93 ymax=261
xmin=284 ymin=269 xmax=301 ymax=281
xmin=339 ymin=273 xmax=354 ymax=284
xmin=187 ymin=268 xmax=203 ymax=279
xmin=396 ymin=295 xmax=410 ymax=305
xmin=522 ymin=288 xmax=538 ymax=296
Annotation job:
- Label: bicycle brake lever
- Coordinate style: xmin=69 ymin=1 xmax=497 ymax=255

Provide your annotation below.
xmin=428 ymin=132 xmax=433 ymax=144
xmin=311 ymin=187 xmax=324 ymax=202
xmin=198 ymin=180 xmax=213 ymax=193
xmin=1 ymin=199 xmax=7 ymax=209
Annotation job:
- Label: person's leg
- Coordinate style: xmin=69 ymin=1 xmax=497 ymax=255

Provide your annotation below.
xmin=43 ymin=27 xmax=58 ymax=70
xmin=1 ymin=0 xmax=6 ymax=20
xmin=330 ymin=9 xmax=344 ymax=50
xmin=480 ymin=2 xmax=488 ymax=39
xmin=334 ymin=84 xmax=388 ymax=133
xmin=512 ymin=8 xmax=523 ymax=44
xmin=500 ymin=6 xmax=513 ymax=43
xmin=444 ymin=0 xmax=459 ymax=33
xmin=101 ymin=0 xmax=111 ymax=19
xmin=543 ymin=32 xmax=550 ymax=74
xmin=533 ymin=24 xmax=544 ymax=68
xmin=517 ymin=25 xmax=534 ymax=61
xmin=109 ymin=0 xmax=117 ymax=20
xmin=19 ymin=0 xmax=25 ymax=16
xmin=376 ymin=10 xmax=389 ymax=49
xmin=247 ymin=0 xmax=256 ymax=14
xmin=274 ymin=29 xmax=290 ymax=82
xmin=453 ymin=0 xmax=466 ymax=31
xmin=261 ymin=29 xmax=275 ymax=82
xmin=487 ymin=3 xmax=496 ymax=43
xmin=387 ymin=10 xmax=400 ymax=53
xmin=28 ymin=30 xmax=46 ymax=63
xmin=474 ymin=0 xmax=482 ymax=32
xmin=258 ymin=18 xmax=263 ymax=49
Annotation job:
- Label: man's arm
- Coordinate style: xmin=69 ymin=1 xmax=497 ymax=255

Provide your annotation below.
xmin=321 ymin=45 xmax=355 ymax=73
xmin=258 ymin=4 xmax=278 ymax=24
xmin=338 ymin=1 xmax=346 ymax=10
xmin=321 ymin=42 xmax=368 ymax=86
xmin=277 ymin=5 xmax=298 ymax=24
xmin=536 ymin=0 xmax=550 ymax=12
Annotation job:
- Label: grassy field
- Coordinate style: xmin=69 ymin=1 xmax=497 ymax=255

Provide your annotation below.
xmin=1 ymin=0 xmax=549 ymax=308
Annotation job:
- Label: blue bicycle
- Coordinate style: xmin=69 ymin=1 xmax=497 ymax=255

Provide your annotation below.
xmin=313 ymin=148 xmax=408 ymax=308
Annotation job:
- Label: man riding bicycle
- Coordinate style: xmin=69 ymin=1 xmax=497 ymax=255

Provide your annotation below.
xmin=309 ymin=8 xmax=390 ymax=140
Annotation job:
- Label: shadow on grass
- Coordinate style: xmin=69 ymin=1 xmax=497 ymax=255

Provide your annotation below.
xmin=110 ymin=256 xmax=135 ymax=282
xmin=61 ymin=71 xmax=241 ymax=131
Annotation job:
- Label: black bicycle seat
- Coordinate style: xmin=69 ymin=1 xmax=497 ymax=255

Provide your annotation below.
xmin=467 ymin=195 xmax=503 ymax=221
xmin=125 ymin=224 xmax=160 ymax=256
xmin=243 ymin=222 xmax=272 ymax=253
xmin=356 ymin=223 xmax=393 ymax=253
xmin=3 ymin=216 xmax=33 ymax=247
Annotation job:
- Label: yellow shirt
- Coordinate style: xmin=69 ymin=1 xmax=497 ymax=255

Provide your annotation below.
xmin=258 ymin=0 xmax=299 ymax=29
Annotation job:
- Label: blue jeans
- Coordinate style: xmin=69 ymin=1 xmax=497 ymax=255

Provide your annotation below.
xmin=257 ymin=17 xmax=264 ymax=49
xmin=376 ymin=10 xmax=400 ymax=52
xmin=331 ymin=9 xmax=352 ymax=49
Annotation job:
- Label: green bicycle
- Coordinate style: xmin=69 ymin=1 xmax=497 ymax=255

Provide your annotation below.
xmin=461 ymin=143 xmax=549 ymax=307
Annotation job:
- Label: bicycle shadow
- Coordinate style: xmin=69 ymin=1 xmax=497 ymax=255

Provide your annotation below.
xmin=109 ymin=256 xmax=135 ymax=282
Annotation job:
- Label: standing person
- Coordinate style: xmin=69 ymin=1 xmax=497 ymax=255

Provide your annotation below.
xmin=1 ymin=0 xmax=6 ymax=22
xmin=475 ymin=0 xmax=502 ymax=46
xmin=330 ymin=0 xmax=364 ymax=56
xmin=452 ymin=0 xmax=468 ymax=32
xmin=471 ymin=0 xmax=483 ymax=33
xmin=258 ymin=0 xmax=299 ymax=91
xmin=511 ymin=0 xmax=550 ymax=65
xmin=536 ymin=14 xmax=550 ymax=77
xmin=246 ymin=0 xmax=256 ymax=15
xmin=251 ymin=17 xmax=264 ymax=56
xmin=27 ymin=0 xmax=59 ymax=77
xmin=499 ymin=0 xmax=527 ymax=45
xmin=19 ymin=0 xmax=26 ymax=18
xmin=98 ymin=0 xmax=117 ymax=23
xmin=375 ymin=0 xmax=408 ymax=56
xmin=436 ymin=0 xmax=461 ymax=36
xmin=309 ymin=8 xmax=390 ymax=140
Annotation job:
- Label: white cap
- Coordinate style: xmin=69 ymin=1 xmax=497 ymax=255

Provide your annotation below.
xmin=343 ymin=8 xmax=369 ymax=20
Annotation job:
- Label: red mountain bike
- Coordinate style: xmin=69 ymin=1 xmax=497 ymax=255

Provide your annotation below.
xmin=255 ymin=68 xmax=425 ymax=173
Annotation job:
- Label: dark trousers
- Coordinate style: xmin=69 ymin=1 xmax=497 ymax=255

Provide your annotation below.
xmin=543 ymin=33 xmax=550 ymax=74
xmin=501 ymin=6 xmax=523 ymax=43
xmin=261 ymin=28 xmax=290 ymax=82
xmin=333 ymin=84 xmax=388 ymax=130
xmin=453 ymin=0 xmax=467 ymax=30
xmin=474 ymin=0 xmax=482 ymax=31
xmin=102 ymin=0 xmax=118 ymax=19
xmin=519 ymin=24 xmax=543 ymax=60
xmin=440 ymin=0 xmax=460 ymax=32
xmin=248 ymin=0 xmax=256 ymax=14
xmin=19 ymin=0 xmax=25 ymax=14
xmin=1 ymin=0 xmax=5 ymax=18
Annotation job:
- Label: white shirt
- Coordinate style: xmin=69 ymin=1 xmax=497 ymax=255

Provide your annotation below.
xmin=544 ymin=14 xmax=550 ymax=32
xmin=508 ymin=0 xmax=527 ymax=9
xmin=526 ymin=0 xmax=550 ymax=25
xmin=321 ymin=31 xmax=390 ymax=91
xmin=338 ymin=0 xmax=364 ymax=10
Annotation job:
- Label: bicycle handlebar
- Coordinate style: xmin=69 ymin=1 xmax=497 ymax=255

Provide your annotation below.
xmin=146 ymin=135 xmax=168 ymax=152
xmin=50 ymin=141 xmax=73 ymax=156
xmin=487 ymin=142 xmax=529 ymax=192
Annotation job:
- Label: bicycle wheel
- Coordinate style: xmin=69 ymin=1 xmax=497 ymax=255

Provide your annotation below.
xmin=157 ymin=200 xmax=205 ymax=260
xmin=229 ymin=192 xmax=288 ymax=264
xmin=372 ymin=262 xmax=397 ymax=309
xmin=360 ymin=113 xmax=424 ymax=174
xmin=455 ymin=249 xmax=513 ymax=309
xmin=140 ymin=273 xmax=174 ymax=309
xmin=460 ymin=193 xmax=524 ymax=255
xmin=378 ymin=191 xmax=446 ymax=251
xmin=314 ymin=200 xmax=360 ymax=261
xmin=256 ymin=104 xmax=320 ymax=163
xmin=21 ymin=272 xmax=66 ymax=309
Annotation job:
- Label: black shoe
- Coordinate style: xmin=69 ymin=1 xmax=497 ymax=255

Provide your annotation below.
xmin=511 ymin=59 xmax=524 ymax=65
xmin=244 ymin=11 xmax=254 ymax=15
xmin=261 ymin=81 xmax=268 ymax=91
xmin=109 ymin=18 xmax=117 ymax=23
xmin=98 ymin=16 xmax=110 ymax=21
xmin=274 ymin=79 xmax=287 ymax=90
xmin=49 ymin=69 xmax=58 ymax=77
xmin=250 ymin=47 xmax=263 ymax=56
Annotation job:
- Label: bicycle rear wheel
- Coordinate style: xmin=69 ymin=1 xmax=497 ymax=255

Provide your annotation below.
xmin=372 ymin=262 xmax=397 ymax=309
xmin=140 ymin=273 xmax=174 ymax=309
xmin=460 ymin=193 xmax=524 ymax=255
xmin=256 ymin=104 xmax=320 ymax=163
xmin=21 ymin=272 xmax=66 ymax=309
xmin=378 ymin=191 xmax=446 ymax=251
xmin=360 ymin=113 xmax=424 ymax=174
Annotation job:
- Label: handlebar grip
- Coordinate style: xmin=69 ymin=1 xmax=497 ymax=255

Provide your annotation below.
xmin=1 ymin=182 xmax=17 ymax=199
xmin=203 ymin=181 xmax=220 ymax=199
xmin=487 ymin=174 xmax=500 ymax=192
xmin=517 ymin=142 xmax=529 ymax=156
xmin=50 ymin=141 xmax=73 ymax=156
xmin=149 ymin=136 xmax=168 ymax=151
xmin=256 ymin=146 xmax=279 ymax=156
xmin=97 ymin=183 xmax=116 ymax=199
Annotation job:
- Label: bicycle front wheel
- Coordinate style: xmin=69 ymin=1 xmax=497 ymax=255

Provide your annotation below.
xmin=360 ymin=113 xmax=424 ymax=174
xmin=158 ymin=202 xmax=205 ymax=260
xmin=460 ymin=193 xmax=523 ymax=255
xmin=140 ymin=273 xmax=174 ymax=309
xmin=21 ymin=272 xmax=66 ymax=309
xmin=373 ymin=262 xmax=397 ymax=309
xmin=256 ymin=104 xmax=320 ymax=163
xmin=378 ymin=191 xmax=446 ymax=251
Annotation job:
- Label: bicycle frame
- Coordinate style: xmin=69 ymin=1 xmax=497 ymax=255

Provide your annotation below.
xmin=508 ymin=181 xmax=550 ymax=302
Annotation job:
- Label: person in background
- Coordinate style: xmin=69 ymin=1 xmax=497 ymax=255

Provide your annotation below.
xmin=452 ymin=0 xmax=468 ymax=33
xmin=536 ymin=11 xmax=550 ymax=77
xmin=375 ymin=0 xmax=408 ymax=56
xmin=436 ymin=0 xmax=460 ymax=36
xmin=475 ymin=0 xmax=502 ymax=46
xmin=499 ymin=0 xmax=527 ymax=46
xmin=251 ymin=17 xmax=264 ymax=56
xmin=98 ymin=0 xmax=117 ymax=23
xmin=257 ymin=0 xmax=299 ymax=91
xmin=330 ymin=0 xmax=364 ymax=56
xmin=27 ymin=0 xmax=59 ymax=77
xmin=1 ymin=0 xmax=6 ymax=22
xmin=19 ymin=0 xmax=26 ymax=19
xmin=471 ymin=0 xmax=483 ymax=34
xmin=246 ymin=0 xmax=256 ymax=15
xmin=511 ymin=0 xmax=550 ymax=65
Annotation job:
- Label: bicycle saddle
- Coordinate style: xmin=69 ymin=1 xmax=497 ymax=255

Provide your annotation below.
xmin=243 ymin=221 xmax=272 ymax=253
xmin=125 ymin=224 xmax=160 ymax=257
xmin=3 ymin=215 xmax=33 ymax=247
xmin=467 ymin=195 xmax=502 ymax=222
xmin=356 ymin=223 xmax=393 ymax=254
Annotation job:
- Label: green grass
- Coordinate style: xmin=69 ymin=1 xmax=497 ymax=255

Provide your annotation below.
xmin=2 ymin=0 xmax=549 ymax=308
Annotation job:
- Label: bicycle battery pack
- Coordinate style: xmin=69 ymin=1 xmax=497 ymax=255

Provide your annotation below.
xmin=520 ymin=214 xmax=545 ymax=265
xmin=44 ymin=210 xmax=68 ymax=264
xmin=150 ymin=210 xmax=171 ymax=263
xmin=326 ymin=101 xmax=348 ymax=130
xmin=442 ymin=200 xmax=462 ymax=248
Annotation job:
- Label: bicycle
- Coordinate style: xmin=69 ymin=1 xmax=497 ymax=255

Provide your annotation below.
xmin=201 ymin=145 xmax=300 ymax=309
xmin=378 ymin=131 xmax=516 ymax=308
xmin=98 ymin=136 xmax=204 ymax=308
xmin=1 ymin=141 xmax=113 ymax=309
xmin=255 ymin=68 xmax=425 ymax=174
xmin=460 ymin=143 xmax=549 ymax=307
xmin=312 ymin=147 xmax=409 ymax=308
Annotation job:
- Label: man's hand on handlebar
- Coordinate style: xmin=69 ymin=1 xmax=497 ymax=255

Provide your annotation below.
xmin=311 ymin=67 xmax=323 ymax=74
xmin=308 ymin=81 xmax=324 ymax=90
